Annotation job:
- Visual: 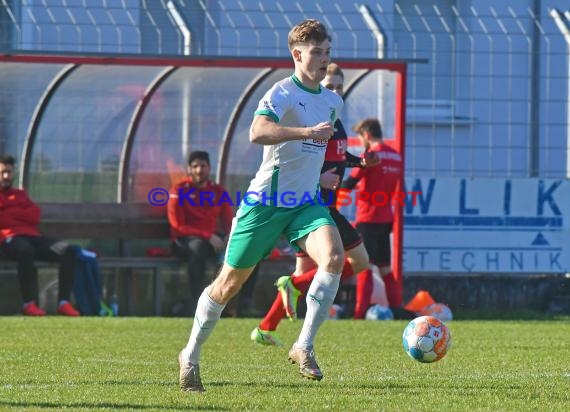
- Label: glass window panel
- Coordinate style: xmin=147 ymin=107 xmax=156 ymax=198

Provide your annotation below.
xmin=343 ymin=70 xmax=398 ymax=140
xmin=0 ymin=63 xmax=65 ymax=165
xmin=127 ymin=67 xmax=263 ymax=202
xmin=224 ymin=69 xmax=289 ymax=196
xmin=29 ymin=65 xmax=164 ymax=202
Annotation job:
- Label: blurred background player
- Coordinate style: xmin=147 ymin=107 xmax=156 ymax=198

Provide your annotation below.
xmin=251 ymin=63 xmax=379 ymax=346
xmin=342 ymin=118 xmax=412 ymax=319
xmin=168 ymin=150 xmax=233 ymax=316
xmin=0 ymin=154 xmax=80 ymax=316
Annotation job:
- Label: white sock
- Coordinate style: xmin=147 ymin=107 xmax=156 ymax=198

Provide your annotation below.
xmin=296 ymin=269 xmax=340 ymax=350
xmin=182 ymin=290 xmax=225 ymax=364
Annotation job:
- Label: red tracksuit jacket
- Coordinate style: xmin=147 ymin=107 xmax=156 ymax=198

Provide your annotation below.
xmin=0 ymin=188 xmax=41 ymax=243
xmin=167 ymin=178 xmax=233 ymax=240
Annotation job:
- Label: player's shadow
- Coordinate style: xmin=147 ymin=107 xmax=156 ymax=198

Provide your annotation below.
xmin=0 ymin=400 xmax=228 ymax=411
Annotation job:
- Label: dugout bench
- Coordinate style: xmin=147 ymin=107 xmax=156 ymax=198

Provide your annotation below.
xmin=0 ymin=202 xmax=355 ymax=317
xmin=0 ymin=202 xmax=184 ymax=316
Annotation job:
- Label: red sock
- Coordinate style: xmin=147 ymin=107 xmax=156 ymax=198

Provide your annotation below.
xmin=259 ymin=293 xmax=287 ymax=331
xmin=290 ymin=267 xmax=318 ymax=292
xmin=289 ymin=260 xmax=354 ymax=289
xmin=382 ymin=271 xmax=402 ymax=307
xmin=259 ymin=267 xmax=318 ymax=331
xmin=354 ymin=268 xmax=373 ymax=319
xmin=259 ymin=260 xmax=355 ymax=331
xmin=340 ymin=260 xmax=354 ymax=281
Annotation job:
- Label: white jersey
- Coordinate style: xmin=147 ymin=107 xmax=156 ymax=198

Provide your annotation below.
xmin=246 ymin=75 xmax=344 ymax=207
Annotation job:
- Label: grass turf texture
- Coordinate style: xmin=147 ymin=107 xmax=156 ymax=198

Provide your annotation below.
xmin=1 ymin=317 xmax=569 ymax=411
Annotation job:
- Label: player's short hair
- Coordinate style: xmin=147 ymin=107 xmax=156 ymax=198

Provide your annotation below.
xmin=353 ymin=118 xmax=383 ymax=139
xmin=0 ymin=155 xmax=15 ymax=165
xmin=288 ymin=19 xmax=331 ymax=50
xmin=326 ymin=62 xmax=344 ymax=80
xmin=188 ymin=151 xmax=210 ymax=165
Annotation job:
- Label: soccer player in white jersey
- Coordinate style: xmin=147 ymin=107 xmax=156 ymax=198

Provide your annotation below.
xmin=177 ymin=19 xmax=344 ymax=392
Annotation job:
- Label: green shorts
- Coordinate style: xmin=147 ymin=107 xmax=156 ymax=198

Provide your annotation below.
xmin=225 ymin=200 xmax=336 ymax=269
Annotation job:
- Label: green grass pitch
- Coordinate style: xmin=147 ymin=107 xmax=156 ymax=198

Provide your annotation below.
xmin=1 ymin=317 xmax=569 ymax=411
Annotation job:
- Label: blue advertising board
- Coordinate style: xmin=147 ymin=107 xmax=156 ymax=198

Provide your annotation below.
xmin=403 ymin=178 xmax=569 ymax=273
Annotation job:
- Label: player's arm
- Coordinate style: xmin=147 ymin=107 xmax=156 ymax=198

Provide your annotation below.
xmin=345 ymin=151 xmax=365 ymax=168
xmin=341 ymin=166 xmax=365 ymax=190
xmin=341 ymin=176 xmax=359 ymax=190
xmin=346 ymin=150 xmax=380 ymax=168
xmin=319 ymin=167 xmax=339 ymax=189
xmin=249 ymin=115 xmax=334 ymax=145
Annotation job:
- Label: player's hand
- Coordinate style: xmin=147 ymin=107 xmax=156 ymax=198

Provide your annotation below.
xmin=362 ymin=151 xmax=380 ymax=167
xmin=310 ymin=121 xmax=335 ymax=141
xmin=320 ymin=167 xmax=340 ymax=189
xmin=209 ymin=234 xmax=225 ymax=253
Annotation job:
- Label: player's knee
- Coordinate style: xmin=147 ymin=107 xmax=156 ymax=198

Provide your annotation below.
xmin=349 ymin=258 xmax=368 ymax=274
xmin=222 ymin=284 xmax=241 ymax=303
xmin=210 ymin=280 xmax=240 ymax=305
xmin=345 ymin=244 xmax=369 ymax=274
xmin=210 ymin=269 xmax=245 ymax=304
xmin=14 ymin=241 xmax=35 ymax=260
xmin=324 ymin=249 xmax=344 ymax=273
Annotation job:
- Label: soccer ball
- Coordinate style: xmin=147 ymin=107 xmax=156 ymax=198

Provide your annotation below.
xmin=402 ymin=315 xmax=451 ymax=363
xmin=365 ymin=304 xmax=394 ymax=320
xmin=423 ymin=303 xmax=453 ymax=322
xmin=328 ymin=304 xmax=345 ymax=319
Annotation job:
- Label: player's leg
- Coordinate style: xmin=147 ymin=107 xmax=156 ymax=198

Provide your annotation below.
xmin=254 ymin=208 xmax=363 ymax=343
xmin=286 ymin=204 xmax=343 ymax=380
xmin=255 ymin=254 xmax=317 ymax=330
xmin=254 ymin=255 xmax=335 ymax=345
xmin=264 ymin=254 xmax=357 ymax=331
xmin=251 ymin=254 xmax=316 ymax=346
xmin=193 ymin=263 xmax=256 ymax=358
xmin=286 ymin=209 xmax=366 ymax=313
xmin=255 ymin=216 xmax=368 ymax=345
xmin=277 ymin=255 xmax=314 ymax=320
xmin=329 ymin=208 xmax=369 ymax=278
xmin=277 ymin=254 xmax=317 ymax=319
xmin=179 ymin=202 xmax=286 ymax=391
xmin=33 ymin=236 xmax=80 ymax=316
xmin=255 ymin=223 xmax=332 ymax=335
xmin=294 ymin=253 xmax=317 ymax=275
xmin=373 ymin=222 xmax=402 ymax=308
xmin=354 ymin=223 xmax=381 ymax=319
xmin=324 ymin=209 xmax=371 ymax=317
xmin=180 ymin=263 xmax=255 ymax=392
xmin=277 ymin=209 xmax=368 ymax=322
xmin=172 ymin=236 xmax=216 ymax=315
xmin=374 ymin=222 xmax=410 ymax=319
xmin=344 ymin=243 xmax=368 ymax=278
xmin=0 ymin=236 xmax=44 ymax=315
